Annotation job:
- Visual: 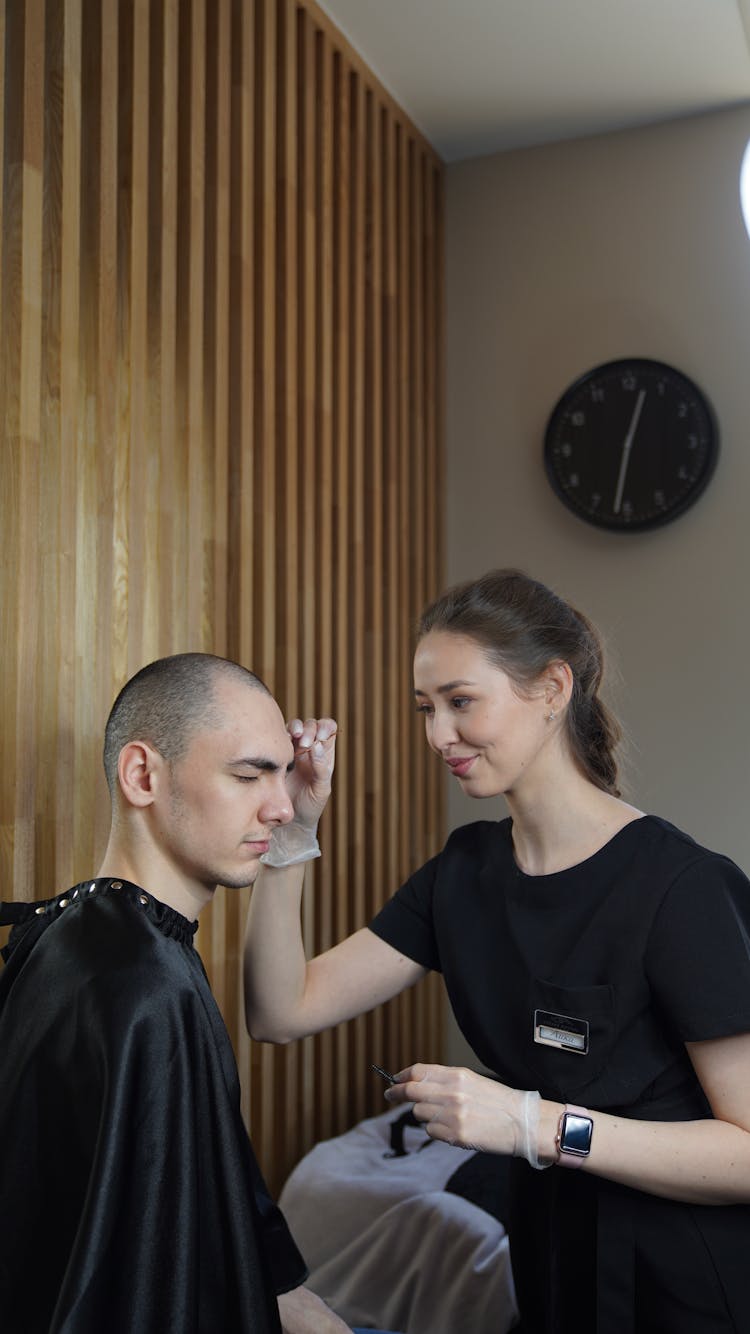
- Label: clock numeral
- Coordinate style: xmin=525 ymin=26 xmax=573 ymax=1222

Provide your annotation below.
xmin=590 ymin=387 xmax=605 ymax=403
xmin=677 ymin=402 xmax=688 ymax=418
xmin=678 ymin=466 xmax=692 ymax=481
xmin=570 ymin=411 xmax=585 ymax=427
xmin=568 ymin=473 xmax=580 ymax=488
xmin=656 ymin=381 xmax=666 ymax=396
xmin=687 ymin=435 xmax=698 ymax=449
xmin=621 ymin=374 xmax=637 ymax=391
xmin=654 ymin=490 xmax=666 ymax=507
xmin=560 ymin=442 xmax=572 ymax=458
xmin=590 ymin=493 xmax=601 ymax=510
xmin=621 ymin=500 xmax=633 ymax=519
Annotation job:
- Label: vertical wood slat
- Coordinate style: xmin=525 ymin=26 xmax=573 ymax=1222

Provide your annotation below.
xmin=276 ymin=0 xmax=300 ymax=1165
xmin=56 ymin=0 xmax=81 ymax=881
xmin=16 ymin=0 xmax=45 ymax=899
xmin=204 ymin=0 xmax=233 ymax=1025
xmin=251 ymin=0 xmax=279 ymax=1170
xmin=297 ymin=2 xmax=317 ymax=1140
xmin=91 ymin=0 xmax=117 ymax=857
xmin=0 ymin=1 xmax=21 ymax=901
xmin=231 ymin=0 xmax=256 ymax=1120
xmin=425 ymin=158 xmax=446 ymax=1050
xmin=382 ymin=109 xmax=403 ymax=1077
xmin=160 ymin=0 xmax=182 ymax=651
xmin=128 ymin=0 xmax=150 ymax=670
xmin=347 ymin=64 xmax=368 ymax=1122
xmin=396 ymin=120 xmax=415 ymax=1067
xmin=365 ymin=85 xmax=385 ymax=1074
xmin=0 ymin=0 xmax=444 ymax=1195
xmin=0 ymin=3 xmax=5 ymax=304
xmin=410 ymin=142 xmax=427 ymax=1055
xmin=313 ymin=24 xmax=335 ymax=1142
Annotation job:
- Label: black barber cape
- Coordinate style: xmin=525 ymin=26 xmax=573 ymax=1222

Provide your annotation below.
xmin=0 ymin=879 xmax=306 ymax=1334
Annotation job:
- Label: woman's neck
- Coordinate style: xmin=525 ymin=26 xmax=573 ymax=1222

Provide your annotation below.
xmin=506 ymin=774 xmax=643 ymax=877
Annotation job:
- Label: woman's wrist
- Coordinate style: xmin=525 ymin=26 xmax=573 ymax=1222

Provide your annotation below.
xmin=539 ymin=1099 xmax=566 ymax=1164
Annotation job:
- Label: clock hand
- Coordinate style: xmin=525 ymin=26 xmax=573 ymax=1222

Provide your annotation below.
xmin=613 ymin=388 xmax=646 ymax=515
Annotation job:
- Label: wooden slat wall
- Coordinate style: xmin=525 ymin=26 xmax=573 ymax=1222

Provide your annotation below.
xmin=0 ymin=0 xmax=444 ymax=1194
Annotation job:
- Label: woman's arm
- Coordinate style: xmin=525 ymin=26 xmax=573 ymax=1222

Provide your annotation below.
xmin=243 ymin=713 xmax=426 ymax=1041
xmin=385 ymin=1031 xmax=750 ymax=1206
xmin=580 ymin=1031 xmax=750 ymax=1204
xmin=244 ymin=868 xmax=426 ymax=1041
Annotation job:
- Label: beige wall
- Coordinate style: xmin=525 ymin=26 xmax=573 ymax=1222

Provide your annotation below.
xmin=443 ymin=104 xmax=750 ymax=1064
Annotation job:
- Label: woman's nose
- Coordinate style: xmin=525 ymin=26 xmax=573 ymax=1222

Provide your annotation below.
xmin=429 ymin=709 xmax=459 ymax=751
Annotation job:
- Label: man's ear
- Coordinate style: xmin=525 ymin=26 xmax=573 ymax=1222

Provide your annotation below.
xmin=117 ymin=741 xmax=163 ymax=809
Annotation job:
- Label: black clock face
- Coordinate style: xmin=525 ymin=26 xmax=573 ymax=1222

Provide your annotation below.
xmin=544 ymin=359 xmax=719 ymax=532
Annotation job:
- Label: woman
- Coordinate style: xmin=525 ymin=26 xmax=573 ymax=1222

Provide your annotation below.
xmin=245 ymin=569 xmax=750 ymax=1334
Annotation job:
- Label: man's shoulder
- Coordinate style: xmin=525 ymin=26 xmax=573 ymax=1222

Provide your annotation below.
xmin=3 ymin=885 xmax=199 ymax=1014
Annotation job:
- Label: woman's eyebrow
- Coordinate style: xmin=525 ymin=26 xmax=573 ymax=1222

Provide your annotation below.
xmin=413 ymin=679 xmax=476 ymax=696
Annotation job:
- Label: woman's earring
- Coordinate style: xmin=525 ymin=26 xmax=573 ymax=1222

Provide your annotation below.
xmin=547 ymin=710 xmax=556 ymax=722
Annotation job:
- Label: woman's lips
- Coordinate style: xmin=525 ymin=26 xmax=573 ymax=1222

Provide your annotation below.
xmin=445 ymin=756 xmax=477 ymax=778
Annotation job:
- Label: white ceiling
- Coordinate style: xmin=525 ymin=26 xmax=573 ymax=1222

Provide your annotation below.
xmin=315 ymin=0 xmax=750 ymax=162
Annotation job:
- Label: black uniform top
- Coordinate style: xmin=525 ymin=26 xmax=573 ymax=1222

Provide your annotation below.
xmin=0 ymin=879 xmax=306 ymax=1334
xmin=369 ymin=815 xmax=750 ymax=1334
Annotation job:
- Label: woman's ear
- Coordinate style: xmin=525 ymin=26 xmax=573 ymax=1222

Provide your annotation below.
xmin=116 ymin=741 xmax=162 ymax=808
xmin=543 ymin=660 xmax=574 ymax=714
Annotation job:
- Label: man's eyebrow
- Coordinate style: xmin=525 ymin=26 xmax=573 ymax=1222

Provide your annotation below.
xmin=228 ymin=756 xmax=284 ymax=773
xmin=413 ymin=679 xmax=476 ymax=696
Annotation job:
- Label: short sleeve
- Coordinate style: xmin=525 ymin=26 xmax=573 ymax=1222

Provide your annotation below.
xmin=646 ymin=854 xmax=750 ymax=1041
xmin=369 ymin=852 xmax=442 ymax=972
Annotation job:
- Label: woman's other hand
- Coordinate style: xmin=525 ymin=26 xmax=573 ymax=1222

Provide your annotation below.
xmin=384 ymin=1061 xmax=528 ymax=1156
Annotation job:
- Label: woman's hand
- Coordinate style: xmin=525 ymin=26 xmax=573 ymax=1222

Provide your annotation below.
xmin=384 ymin=1062 xmax=527 ymax=1155
xmin=284 ymin=716 xmax=337 ymax=828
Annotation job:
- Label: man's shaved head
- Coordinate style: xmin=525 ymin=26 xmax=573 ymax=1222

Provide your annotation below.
xmin=103 ymin=653 xmax=270 ymax=795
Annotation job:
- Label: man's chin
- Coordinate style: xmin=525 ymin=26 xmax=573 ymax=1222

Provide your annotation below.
xmin=216 ymin=865 xmax=261 ymax=891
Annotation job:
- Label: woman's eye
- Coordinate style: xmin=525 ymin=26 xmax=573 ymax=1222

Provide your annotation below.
xmin=415 ymin=703 xmax=434 ymax=716
xmin=235 ymin=774 xmax=259 ymax=783
xmin=450 ymin=696 xmax=471 ymax=710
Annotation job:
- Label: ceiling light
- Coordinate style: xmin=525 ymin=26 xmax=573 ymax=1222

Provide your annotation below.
xmin=741 ymin=140 xmax=750 ymax=242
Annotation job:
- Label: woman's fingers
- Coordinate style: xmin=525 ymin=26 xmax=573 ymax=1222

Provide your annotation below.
xmin=287 ymin=716 xmax=338 ymax=752
xmin=383 ymin=1063 xmax=522 ymax=1155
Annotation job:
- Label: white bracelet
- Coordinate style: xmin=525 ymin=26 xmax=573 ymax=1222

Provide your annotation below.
xmin=260 ymin=822 xmax=321 ymax=868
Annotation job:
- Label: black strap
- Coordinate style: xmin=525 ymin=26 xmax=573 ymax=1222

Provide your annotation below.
xmin=0 ymin=900 xmax=40 ymax=927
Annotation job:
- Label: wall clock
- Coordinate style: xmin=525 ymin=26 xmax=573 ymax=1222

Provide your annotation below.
xmin=543 ymin=358 xmax=719 ymax=532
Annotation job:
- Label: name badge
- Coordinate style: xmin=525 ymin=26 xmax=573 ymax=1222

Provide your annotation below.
xmin=533 ymin=1008 xmax=589 ymax=1055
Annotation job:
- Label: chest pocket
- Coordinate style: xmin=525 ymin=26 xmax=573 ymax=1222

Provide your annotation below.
xmin=525 ymin=978 xmax=615 ymax=1101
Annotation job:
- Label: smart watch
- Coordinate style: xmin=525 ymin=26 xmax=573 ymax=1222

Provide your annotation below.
xmin=555 ymin=1104 xmax=593 ymax=1168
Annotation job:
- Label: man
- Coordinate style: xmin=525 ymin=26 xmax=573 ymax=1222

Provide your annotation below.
xmin=0 ymin=653 xmax=349 ymax=1333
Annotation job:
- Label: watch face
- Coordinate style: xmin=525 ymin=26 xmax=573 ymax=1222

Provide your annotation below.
xmin=544 ymin=358 xmax=719 ymax=532
xmin=560 ymin=1113 xmax=593 ymax=1156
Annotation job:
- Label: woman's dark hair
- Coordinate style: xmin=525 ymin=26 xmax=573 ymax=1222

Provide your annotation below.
xmin=418 ymin=569 xmax=622 ymax=797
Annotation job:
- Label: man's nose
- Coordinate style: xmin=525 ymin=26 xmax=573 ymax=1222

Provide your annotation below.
xmin=261 ymin=781 xmax=294 ymax=826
